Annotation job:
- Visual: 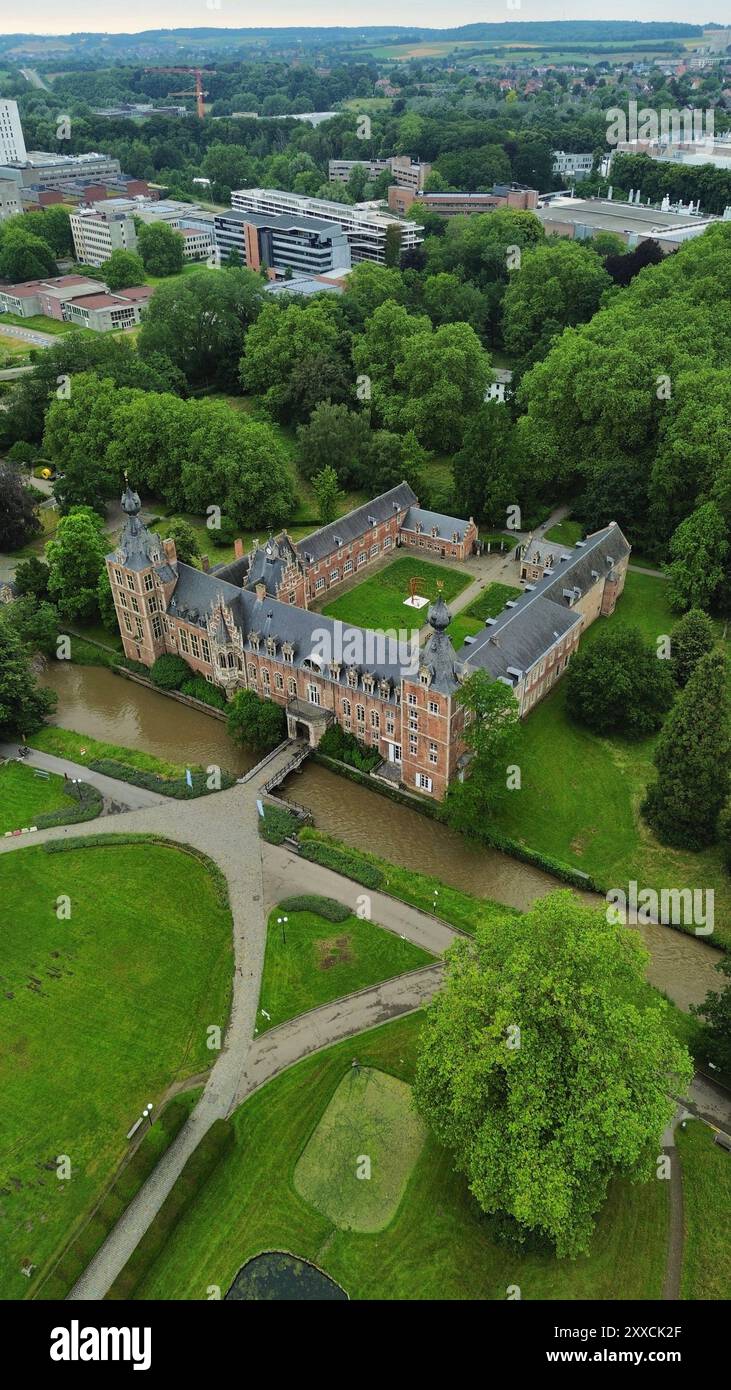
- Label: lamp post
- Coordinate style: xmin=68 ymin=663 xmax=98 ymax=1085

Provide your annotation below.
xmin=143 ymin=1103 xmax=154 ymax=1129
xmin=277 ymin=915 xmax=288 ymax=945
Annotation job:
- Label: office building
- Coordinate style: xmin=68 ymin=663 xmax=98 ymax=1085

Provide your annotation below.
xmin=230 ymin=188 xmax=422 ymax=265
xmin=69 ymin=205 xmax=137 ymax=266
xmin=214 ymin=208 xmax=351 ymax=276
xmin=0 ymin=99 xmax=27 ymax=165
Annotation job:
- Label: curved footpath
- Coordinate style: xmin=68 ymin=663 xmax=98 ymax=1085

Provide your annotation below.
xmin=1 ymin=745 xmax=729 ymax=1300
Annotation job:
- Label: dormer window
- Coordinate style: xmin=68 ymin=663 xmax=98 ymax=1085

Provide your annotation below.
xmin=431 ymin=526 xmax=439 ymax=539
xmin=363 ymin=672 xmax=375 ymax=694
xmin=415 ymin=521 xmax=423 ymax=534
xmin=329 ymin=660 xmax=342 ymax=681
xmin=282 ymin=642 xmax=294 ymax=664
xmin=248 ymin=631 xmax=261 ymax=651
xmin=379 ymin=678 xmax=390 ymax=699
xmin=419 ymin=666 xmax=432 ymax=687
xmin=452 ymin=531 xmax=460 ymax=543
xmin=265 ymin=636 xmax=277 ymax=658
xmin=346 ymin=665 xmax=358 ymax=688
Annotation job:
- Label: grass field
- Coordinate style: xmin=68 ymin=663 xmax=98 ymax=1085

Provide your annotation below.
xmin=131 ymin=1013 xmax=669 ymax=1301
xmin=447 ymin=580 xmax=522 ymax=646
xmin=544 ymin=519 xmax=584 ymax=547
xmin=0 ymin=761 xmax=71 ymax=834
xmin=293 ymin=1067 xmax=425 ymax=1232
xmin=258 ymin=900 xmax=433 ymax=1032
xmin=492 ymin=571 xmax=731 ymax=945
xmin=322 ymin=557 xmax=470 ymax=631
xmin=0 ymin=838 xmax=232 ymax=1299
xmin=677 ymin=1120 xmax=731 ymax=1300
xmin=27 ymin=725 xmax=188 ymax=780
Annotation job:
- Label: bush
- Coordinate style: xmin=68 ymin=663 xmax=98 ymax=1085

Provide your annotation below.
xmin=716 ymin=796 xmax=731 ymax=870
xmin=297 ymin=838 xmax=384 ymax=890
xmin=35 ymin=782 xmax=103 ymax=828
xmin=7 ymin=440 xmax=38 ymax=465
xmin=258 ymin=803 xmax=299 ymax=845
xmin=107 ymin=1119 xmax=234 ymax=1300
xmin=277 ymin=894 xmax=350 ymax=921
xmin=149 ymin=653 xmax=190 ymax=690
xmin=118 ymin=656 xmax=151 ymax=677
xmin=227 ymin=687 xmax=286 ymax=752
xmin=566 ymin=626 xmax=675 ymax=738
xmin=180 ymin=676 xmax=227 ymax=710
xmin=317 ymin=724 xmax=380 ymax=771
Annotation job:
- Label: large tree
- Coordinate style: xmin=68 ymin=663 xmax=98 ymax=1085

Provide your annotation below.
xmin=691 ymin=955 xmax=731 ymax=1076
xmin=240 ymin=297 xmax=349 ymax=424
xmin=0 ymin=463 xmax=41 ymax=551
xmin=669 ymin=608 xmax=716 ymax=688
xmin=43 ymin=373 xmax=134 ymax=512
xmin=566 ymin=626 xmax=675 ymax=738
xmin=0 ymin=615 xmax=57 ymax=738
xmin=414 ymin=892 xmax=692 ymax=1257
xmin=501 ymin=239 xmax=611 ymax=362
xmin=667 ymin=502 xmax=728 ymax=613
xmin=0 ymin=227 xmax=57 ymax=281
xmin=102 ymin=248 xmax=146 ymax=292
xmin=444 ymin=669 xmax=520 ymax=834
xmin=227 ymin=688 xmax=286 ymax=752
xmin=46 ymin=507 xmax=109 ymax=623
xmin=137 ymin=221 xmax=184 ymax=277
xmin=642 ymin=650 xmax=731 ymax=848
xmin=139 ymin=266 xmax=264 ymax=388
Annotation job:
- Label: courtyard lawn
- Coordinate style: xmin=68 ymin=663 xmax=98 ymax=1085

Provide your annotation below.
xmin=447 ymin=581 xmax=522 ymax=648
xmin=544 ymin=518 xmax=584 ymax=547
xmin=0 ymin=761 xmax=74 ymax=834
xmin=258 ymin=899 xmax=433 ymax=1032
xmin=492 ymin=570 xmax=731 ymax=946
xmin=131 ymin=1013 xmax=669 ymax=1302
xmin=677 ymin=1120 xmax=731 ymax=1301
xmin=0 ymin=838 xmax=232 ymax=1299
xmin=322 ymin=557 xmax=470 ymax=631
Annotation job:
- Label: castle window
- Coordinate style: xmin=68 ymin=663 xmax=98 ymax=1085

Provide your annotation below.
xmin=342 ymin=698 xmax=351 ymax=717
xmin=356 ymin=704 xmax=365 ymax=726
xmin=261 ymin=668 xmax=270 ymax=688
xmin=127 ymin=575 xmax=135 ymax=590
xmin=429 ymin=743 xmax=438 ymax=764
xmin=135 ymin=620 xmax=143 ymax=639
xmin=288 ymin=677 xmax=297 ymax=697
xmin=201 ymin=639 xmax=210 ymax=663
xmin=248 ymin=664 xmax=257 ymax=682
xmin=119 ymin=591 xmax=128 ymax=608
xmin=330 ymin=569 xmax=339 ymax=582
xmin=344 ymin=559 xmax=353 ymax=574
xmin=407 ymin=693 xmax=417 ymax=706
xmin=282 ymin=643 xmax=294 ymax=664
xmin=346 ymin=666 xmax=358 ymax=688
xmin=307 ymin=683 xmax=320 ymax=706
xmin=227 ymin=652 xmax=236 ymax=669
xmin=131 ymin=596 xmax=140 ymax=614
xmin=357 ymin=552 xmax=366 ymax=567
xmin=386 ymin=718 xmax=394 ymax=735
xmin=344 ymin=718 xmax=352 ymax=731
xmin=190 ymin=633 xmax=200 ymax=659
xmin=409 ymin=736 xmax=418 ymax=754
xmin=384 ymin=537 xmax=392 ymax=549
xmin=315 ymin=577 xmax=325 ymax=592
xmin=219 ymin=655 xmax=227 ymax=671
xmin=148 ymin=595 xmax=158 ymax=613
xmin=123 ymin=612 xmax=132 ymax=633
xmin=417 ymin=773 xmax=433 ymax=793
xmin=144 ymin=573 xmax=154 ymax=593
xmin=179 ymin=629 xmax=189 ymax=653
xmin=370 ymin=710 xmax=380 ymax=730
xmin=275 ymin=672 xmax=283 ymax=691
xmin=152 ymin=615 xmax=163 ymax=641
xmin=428 ymin=699 xmax=439 ymax=715
xmin=114 ymin=568 xmax=123 ymax=585
xmin=369 ymin=544 xmax=378 ymax=558
xmin=266 ymin=637 xmax=277 ymax=657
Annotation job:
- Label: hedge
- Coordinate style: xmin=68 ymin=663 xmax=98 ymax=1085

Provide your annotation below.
xmin=40 ymin=833 xmax=231 ymax=911
xmin=180 ymin=676 xmax=227 ymax=710
xmin=297 ymin=839 xmax=384 ymax=890
xmin=106 ymin=1120 xmax=234 ymax=1300
xmin=35 ymin=783 xmax=103 ymax=829
xmin=258 ymin=803 xmax=299 ymax=845
xmin=88 ymin=758 xmax=235 ymax=799
xmin=34 ymin=1093 xmax=199 ymax=1301
xmin=149 ymin=654 xmax=190 ymax=691
xmin=277 ymin=894 xmax=350 ymax=922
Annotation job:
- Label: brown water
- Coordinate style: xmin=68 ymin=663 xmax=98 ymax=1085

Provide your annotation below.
xmin=38 ymin=663 xmax=256 ymax=776
xmin=39 ymin=663 xmax=722 ymax=1011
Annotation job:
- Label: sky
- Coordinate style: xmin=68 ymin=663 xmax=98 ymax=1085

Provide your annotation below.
xmin=0 ymin=3 xmax=728 ymax=37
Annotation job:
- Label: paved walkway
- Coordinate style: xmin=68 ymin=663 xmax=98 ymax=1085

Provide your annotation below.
xmin=0 ymin=744 xmax=167 ymax=812
xmin=0 ymin=323 xmax=55 ymax=348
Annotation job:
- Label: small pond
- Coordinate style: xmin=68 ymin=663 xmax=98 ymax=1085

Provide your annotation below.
xmin=225 ymin=1251 xmax=348 ymax=1301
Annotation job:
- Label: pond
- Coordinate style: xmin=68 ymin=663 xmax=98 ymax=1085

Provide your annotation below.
xmin=225 ymin=1251 xmax=348 ymax=1301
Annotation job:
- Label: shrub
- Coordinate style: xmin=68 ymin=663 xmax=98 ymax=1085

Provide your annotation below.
xmin=277 ymin=894 xmax=350 ymax=921
xmin=317 ymin=724 xmax=380 ymax=771
xmin=258 ymin=803 xmax=299 ymax=845
xmin=180 ymin=676 xmax=227 ymax=710
xmin=566 ymin=626 xmax=675 ymax=738
xmin=88 ymin=758 xmax=235 ymax=799
xmin=118 ymin=656 xmax=151 ymax=678
xmin=297 ymin=838 xmax=384 ymax=889
xmin=227 ymin=687 xmax=286 ymax=752
xmin=7 ymin=440 xmax=38 ymax=465
xmin=149 ymin=653 xmax=190 ymax=690
xmin=35 ymin=782 xmax=103 ymax=828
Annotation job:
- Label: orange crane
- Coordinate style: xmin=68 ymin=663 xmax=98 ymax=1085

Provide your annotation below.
xmin=144 ymin=67 xmax=214 ymax=119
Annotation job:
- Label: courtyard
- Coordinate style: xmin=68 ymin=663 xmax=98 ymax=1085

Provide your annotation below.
xmin=320 ymin=556 xmax=471 ymax=631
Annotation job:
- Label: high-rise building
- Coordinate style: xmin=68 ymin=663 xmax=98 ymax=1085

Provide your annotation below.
xmin=0 ymin=100 xmax=27 ymax=165
xmin=69 ymin=206 xmax=138 ymax=266
xmin=214 ymin=208 xmax=351 ymax=276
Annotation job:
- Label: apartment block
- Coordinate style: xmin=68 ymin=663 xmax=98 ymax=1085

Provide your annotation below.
xmin=214 ymin=207 xmax=351 ymax=276
xmin=230 ymin=188 xmax=423 ymax=265
xmin=0 ymin=99 xmax=27 ymax=165
xmin=69 ymin=206 xmax=138 ymax=266
xmin=328 ymin=156 xmax=432 ymax=192
xmin=389 ymin=183 xmax=539 ymax=218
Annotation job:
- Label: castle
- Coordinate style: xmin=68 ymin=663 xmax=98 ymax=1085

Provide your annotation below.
xmin=107 ymin=483 xmax=629 ymax=800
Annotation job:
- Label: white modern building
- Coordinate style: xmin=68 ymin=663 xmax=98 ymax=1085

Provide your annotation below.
xmin=612 ymin=137 xmax=731 ymax=173
xmin=0 ymin=100 xmax=27 ymax=165
xmin=328 ymin=156 xmax=432 ymax=192
xmin=0 ymin=176 xmax=22 ymax=221
xmin=230 ymin=188 xmax=423 ymax=265
xmin=70 ymin=206 xmax=138 ymax=266
xmin=552 ymin=150 xmax=594 ymax=180
xmin=0 ymin=149 xmax=122 ymax=190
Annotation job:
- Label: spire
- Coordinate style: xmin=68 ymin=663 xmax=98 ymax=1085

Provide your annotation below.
xmin=121 ymin=473 xmax=141 ymax=518
xmin=428 ymin=583 xmax=451 ymax=633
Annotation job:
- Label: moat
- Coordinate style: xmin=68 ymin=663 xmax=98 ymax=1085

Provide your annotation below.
xmin=39 ymin=661 xmax=722 ymax=1011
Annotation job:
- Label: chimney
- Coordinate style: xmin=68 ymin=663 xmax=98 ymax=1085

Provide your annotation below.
xmin=162 ymin=537 xmax=178 ymax=566
xmin=200 ymin=554 xmax=210 ymax=572
xmin=255 ymin=581 xmax=266 ymax=602
xmin=234 ymin=537 xmax=244 ymax=560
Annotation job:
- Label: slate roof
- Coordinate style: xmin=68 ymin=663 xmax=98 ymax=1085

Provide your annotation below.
xmin=296 ymin=482 xmax=417 ymax=565
xmin=402 ymin=506 xmax=472 ymax=542
xmin=459 ymin=524 xmax=630 ymax=683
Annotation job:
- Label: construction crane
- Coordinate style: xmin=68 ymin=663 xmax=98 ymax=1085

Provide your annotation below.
xmin=143 ymin=67 xmax=214 ymax=119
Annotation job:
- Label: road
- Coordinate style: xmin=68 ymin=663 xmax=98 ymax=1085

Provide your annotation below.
xmin=0 ymin=322 xmax=55 ymax=348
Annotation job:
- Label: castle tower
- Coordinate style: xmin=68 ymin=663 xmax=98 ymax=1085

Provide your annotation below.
xmin=399 ymin=589 xmax=463 ymax=799
xmin=106 ymin=485 xmax=177 ymax=666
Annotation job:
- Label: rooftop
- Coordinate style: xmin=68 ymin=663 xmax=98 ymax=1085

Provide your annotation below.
xmin=536 ymin=196 xmax=718 ymax=235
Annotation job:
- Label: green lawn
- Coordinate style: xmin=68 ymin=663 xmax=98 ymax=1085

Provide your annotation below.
xmin=0 ymin=761 xmax=72 ymax=834
xmin=322 ymin=557 xmax=470 ymax=631
xmin=544 ymin=519 xmax=584 ymax=547
xmin=492 ymin=571 xmax=731 ymax=946
xmin=677 ymin=1119 xmax=731 ymax=1300
xmin=27 ymin=725 xmax=188 ymax=780
xmin=447 ymin=580 xmax=522 ymax=646
xmin=0 ymin=838 xmax=232 ymax=1299
xmin=0 ymin=312 xmax=95 ymax=338
xmin=293 ymin=1067 xmax=425 ymax=1232
xmin=132 ymin=1013 xmax=669 ymax=1301
xmin=258 ymin=899 xmax=433 ymax=1032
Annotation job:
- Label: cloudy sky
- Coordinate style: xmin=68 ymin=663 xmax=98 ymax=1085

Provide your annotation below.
xmin=0 ymin=3 xmax=727 ymax=36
